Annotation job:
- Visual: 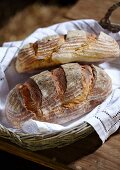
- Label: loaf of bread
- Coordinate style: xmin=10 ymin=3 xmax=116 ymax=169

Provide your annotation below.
xmin=15 ymin=30 xmax=120 ymax=73
xmin=5 ymin=63 xmax=112 ymax=128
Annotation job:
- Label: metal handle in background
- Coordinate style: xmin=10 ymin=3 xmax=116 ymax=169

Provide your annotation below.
xmin=99 ymin=1 xmax=120 ymax=33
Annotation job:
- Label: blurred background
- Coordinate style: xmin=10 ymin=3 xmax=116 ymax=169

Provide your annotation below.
xmin=0 ymin=0 xmax=119 ymax=169
xmin=0 ymin=0 xmax=77 ymax=43
xmin=0 ymin=0 xmax=119 ymax=44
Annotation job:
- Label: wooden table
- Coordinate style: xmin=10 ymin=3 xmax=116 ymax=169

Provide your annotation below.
xmin=0 ymin=130 xmax=120 ymax=170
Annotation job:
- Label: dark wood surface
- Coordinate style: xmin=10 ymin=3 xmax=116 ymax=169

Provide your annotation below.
xmin=0 ymin=0 xmax=120 ymax=169
xmin=0 ymin=130 xmax=120 ymax=170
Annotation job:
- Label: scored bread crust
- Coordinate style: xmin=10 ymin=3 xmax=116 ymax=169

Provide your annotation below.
xmin=15 ymin=30 xmax=120 ymax=73
xmin=5 ymin=63 xmax=112 ymax=128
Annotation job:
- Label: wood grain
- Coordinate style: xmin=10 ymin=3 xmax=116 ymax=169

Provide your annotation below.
xmin=0 ymin=130 xmax=119 ymax=170
xmin=69 ymin=131 xmax=120 ymax=170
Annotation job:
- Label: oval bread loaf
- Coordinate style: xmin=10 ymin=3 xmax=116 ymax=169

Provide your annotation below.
xmin=15 ymin=30 xmax=120 ymax=73
xmin=5 ymin=63 xmax=112 ymax=128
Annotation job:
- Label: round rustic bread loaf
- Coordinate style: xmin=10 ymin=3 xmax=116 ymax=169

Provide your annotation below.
xmin=5 ymin=63 xmax=112 ymax=128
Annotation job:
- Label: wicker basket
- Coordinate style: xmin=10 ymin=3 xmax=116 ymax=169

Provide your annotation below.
xmin=0 ymin=2 xmax=120 ymax=151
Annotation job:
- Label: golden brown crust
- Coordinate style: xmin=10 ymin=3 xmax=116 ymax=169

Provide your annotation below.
xmin=5 ymin=63 xmax=112 ymax=128
xmin=15 ymin=30 xmax=120 ymax=73
xmin=51 ymin=67 xmax=67 ymax=97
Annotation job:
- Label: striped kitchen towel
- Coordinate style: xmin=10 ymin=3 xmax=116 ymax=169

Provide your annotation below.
xmin=0 ymin=19 xmax=120 ymax=143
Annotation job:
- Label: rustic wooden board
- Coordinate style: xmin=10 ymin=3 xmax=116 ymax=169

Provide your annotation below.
xmin=0 ymin=130 xmax=119 ymax=170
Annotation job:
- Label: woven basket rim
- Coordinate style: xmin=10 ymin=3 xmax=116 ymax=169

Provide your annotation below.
xmin=99 ymin=1 xmax=120 ymax=33
xmin=0 ymin=121 xmax=94 ymax=151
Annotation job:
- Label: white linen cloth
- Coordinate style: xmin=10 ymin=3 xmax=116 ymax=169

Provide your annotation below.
xmin=0 ymin=19 xmax=120 ymax=143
